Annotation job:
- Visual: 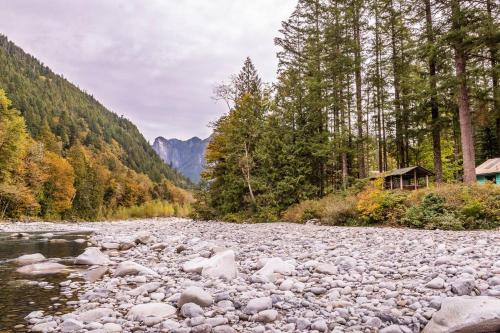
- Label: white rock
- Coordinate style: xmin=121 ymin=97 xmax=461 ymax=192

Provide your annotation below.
xmin=14 ymin=253 xmax=46 ymax=265
xmin=252 ymin=258 xmax=295 ymax=283
xmin=16 ymin=262 xmax=68 ymax=276
xmin=178 ymin=286 xmax=213 ymax=307
xmin=183 ymin=249 xmax=238 ymax=280
xmin=75 ymin=247 xmax=111 ymax=265
xmin=315 ymin=263 xmax=337 ymax=275
xmin=134 ymin=231 xmax=152 ymax=244
xmin=335 ymin=256 xmax=357 ymax=270
xmin=127 ymin=303 xmax=176 ymax=321
xmin=113 ymin=260 xmax=158 ymax=277
xmin=31 ymin=321 xmax=57 ymax=332
xmin=244 ymin=297 xmax=272 ymax=314
xmin=61 ymin=318 xmax=84 ymax=332
xmin=426 ymin=277 xmax=445 ymax=289
xmin=103 ymin=323 xmax=122 ymax=332
xmin=127 ymin=282 xmax=161 ymax=296
xmin=255 ymin=309 xmax=278 ymax=323
xmin=423 ymin=296 xmax=500 ymax=333
xmin=78 ymin=308 xmax=116 ymax=322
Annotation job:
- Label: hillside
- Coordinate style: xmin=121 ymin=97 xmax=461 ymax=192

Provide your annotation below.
xmin=0 ymin=34 xmax=191 ymax=220
xmin=153 ymin=136 xmax=209 ymax=183
xmin=0 ymin=34 xmax=188 ymax=187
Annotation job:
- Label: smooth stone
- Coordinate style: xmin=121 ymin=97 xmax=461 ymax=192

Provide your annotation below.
xmin=178 ymin=286 xmax=213 ymax=308
xmin=61 ymin=318 xmax=84 ymax=332
xmin=134 ymin=231 xmax=152 ymax=244
xmin=181 ymin=303 xmax=204 ymax=318
xmin=426 ymin=277 xmax=445 ymax=289
xmin=451 ymin=278 xmax=476 ymax=296
xmin=212 ymin=325 xmax=236 ymax=333
xmin=315 ymin=263 xmax=337 ymax=275
xmin=113 ymin=260 xmax=158 ymax=277
xmin=244 ymin=297 xmax=272 ymax=314
xmin=16 ymin=262 xmax=68 ymax=276
xmin=14 ymin=253 xmax=46 ymax=265
xmin=253 ymin=258 xmax=295 ymax=283
xmin=31 ymin=321 xmax=57 ymax=332
xmin=78 ymin=308 xmax=116 ymax=323
xmin=83 ymin=266 xmax=109 ymax=283
xmin=255 ymin=309 xmax=278 ymax=323
xmin=75 ymin=247 xmax=111 ymax=266
xmin=127 ymin=303 xmax=176 ymax=322
xmin=127 ymin=282 xmax=161 ymax=296
xmin=423 ymin=296 xmax=500 ymax=333
xmin=103 ymin=323 xmax=122 ymax=332
xmin=183 ymin=249 xmax=238 ymax=280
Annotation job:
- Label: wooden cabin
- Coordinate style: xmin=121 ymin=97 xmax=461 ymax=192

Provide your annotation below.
xmin=476 ymin=158 xmax=500 ymax=185
xmin=369 ymin=166 xmax=434 ymax=190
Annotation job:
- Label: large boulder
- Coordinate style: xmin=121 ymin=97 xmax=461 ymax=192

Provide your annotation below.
xmin=252 ymin=257 xmax=295 ymax=283
xmin=14 ymin=253 xmax=46 ymax=266
xmin=423 ymin=296 xmax=500 ymax=333
xmin=178 ymin=286 xmax=213 ymax=307
xmin=183 ymin=249 xmax=238 ymax=280
xmin=113 ymin=261 xmax=158 ymax=277
xmin=127 ymin=303 xmax=176 ymax=322
xmin=75 ymin=247 xmax=111 ymax=266
xmin=16 ymin=262 xmax=68 ymax=276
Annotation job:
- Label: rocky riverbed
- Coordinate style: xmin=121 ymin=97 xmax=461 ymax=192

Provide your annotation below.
xmin=1 ymin=218 xmax=499 ymax=333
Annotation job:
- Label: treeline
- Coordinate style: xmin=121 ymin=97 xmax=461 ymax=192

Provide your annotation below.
xmin=0 ymin=35 xmax=192 ymax=220
xmin=197 ymin=0 xmax=499 ymax=221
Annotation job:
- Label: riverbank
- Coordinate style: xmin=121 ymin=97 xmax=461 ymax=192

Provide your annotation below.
xmin=1 ymin=218 xmax=499 ymax=332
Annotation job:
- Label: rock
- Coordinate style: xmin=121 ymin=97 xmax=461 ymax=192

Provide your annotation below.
xmin=252 ymin=257 xmax=295 ymax=283
xmin=61 ymin=318 xmax=84 ymax=332
xmin=212 ymin=326 xmax=236 ymax=333
xmin=311 ymin=319 xmax=328 ymax=332
xmin=488 ymin=276 xmax=500 ymax=287
xmin=423 ymin=296 xmax=500 ymax=333
xmin=127 ymin=282 xmax=161 ymax=296
xmin=103 ymin=323 xmax=122 ymax=332
xmin=16 ymin=262 xmax=68 ymax=276
xmin=119 ymin=241 xmax=135 ymax=251
xmin=426 ymin=277 xmax=445 ymax=289
xmin=101 ymin=242 xmax=120 ymax=250
xmin=78 ymin=308 xmax=116 ymax=322
xmin=279 ymin=279 xmax=294 ymax=291
xmin=151 ymin=243 xmax=167 ymax=250
xmin=178 ymin=286 xmax=213 ymax=307
xmin=162 ymin=319 xmax=180 ymax=331
xmin=14 ymin=253 xmax=46 ymax=265
xmin=244 ymin=297 xmax=272 ymax=314
xmin=315 ymin=263 xmax=337 ymax=275
xmin=31 ymin=321 xmax=57 ymax=332
xmin=113 ymin=260 xmax=158 ymax=277
xmin=181 ymin=303 xmax=204 ymax=318
xmin=134 ymin=231 xmax=152 ymax=244
xmin=451 ymin=278 xmax=476 ymax=296
xmin=25 ymin=311 xmax=44 ymax=320
xmin=255 ymin=309 xmax=278 ymax=323
xmin=380 ymin=325 xmax=403 ymax=333
xmin=127 ymin=303 xmax=176 ymax=322
xmin=83 ymin=266 xmax=109 ymax=282
xmin=75 ymin=247 xmax=111 ymax=265
xmin=183 ymin=249 xmax=238 ymax=280
xmin=335 ymin=256 xmax=357 ymax=270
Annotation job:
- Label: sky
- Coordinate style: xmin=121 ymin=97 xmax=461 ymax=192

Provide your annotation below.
xmin=1 ymin=0 xmax=296 ymax=141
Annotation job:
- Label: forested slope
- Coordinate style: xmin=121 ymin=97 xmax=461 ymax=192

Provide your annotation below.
xmin=0 ymin=35 xmax=190 ymax=220
xmin=0 ymin=35 xmax=187 ymax=186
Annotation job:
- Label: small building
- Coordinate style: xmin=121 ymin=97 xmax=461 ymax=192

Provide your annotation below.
xmin=476 ymin=158 xmax=500 ymax=185
xmin=369 ymin=166 xmax=434 ymax=190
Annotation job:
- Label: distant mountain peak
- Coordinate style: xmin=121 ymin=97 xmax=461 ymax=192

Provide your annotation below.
xmin=152 ymin=136 xmax=210 ymax=183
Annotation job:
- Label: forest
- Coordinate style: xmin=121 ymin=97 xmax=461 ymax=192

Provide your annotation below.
xmin=0 ymin=35 xmax=192 ymax=221
xmin=197 ymin=0 xmax=500 ymax=227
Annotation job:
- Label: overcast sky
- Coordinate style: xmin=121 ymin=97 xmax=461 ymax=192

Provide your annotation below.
xmin=1 ymin=1 xmax=296 ymax=141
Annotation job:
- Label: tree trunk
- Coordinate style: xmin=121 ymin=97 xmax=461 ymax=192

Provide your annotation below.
xmin=451 ymin=0 xmax=476 ymax=184
xmin=424 ymin=0 xmax=443 ymax=183
xmin=353 ymin=0 xmax=365 ymax=178
xmin=486 ymin=0 xmax=500 ymax=155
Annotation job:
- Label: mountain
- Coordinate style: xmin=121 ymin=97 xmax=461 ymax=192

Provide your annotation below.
xmin=153 ymin=136 xmax=210 ymax=183
xmin=0 ymin=34 xmax=188 ymax=187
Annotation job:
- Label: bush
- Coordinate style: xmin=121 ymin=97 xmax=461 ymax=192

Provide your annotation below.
xmin=108 ymin=200 xmax=191 ymax=220
xmin=282 ymin=182 xmax=499 ymax=230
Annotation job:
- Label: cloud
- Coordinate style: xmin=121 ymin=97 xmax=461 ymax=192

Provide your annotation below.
xmin=0 ymin=0 xmax=295 ymax=140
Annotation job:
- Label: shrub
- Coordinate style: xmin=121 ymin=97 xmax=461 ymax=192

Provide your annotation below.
xmin=108 ymin=200 xmax=191 ymax=220
xmin=320 ymin=195 xmax=359 ymax=225
xmin=282 ymin=200 xmax=321 ymax=223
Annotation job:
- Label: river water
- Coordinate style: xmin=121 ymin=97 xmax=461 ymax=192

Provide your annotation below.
xmin=0 ymin=231 xmax=90 ymax=332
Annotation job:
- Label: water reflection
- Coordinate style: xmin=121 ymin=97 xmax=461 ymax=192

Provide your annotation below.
xmin=0 ymin=231 xmax=90 ymax=331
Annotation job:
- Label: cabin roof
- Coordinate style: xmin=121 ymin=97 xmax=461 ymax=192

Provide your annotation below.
xmin=476 ymin=158 xmax=500 ymax=176
xmin=369 ymin=166 xmax=434 ymax=179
